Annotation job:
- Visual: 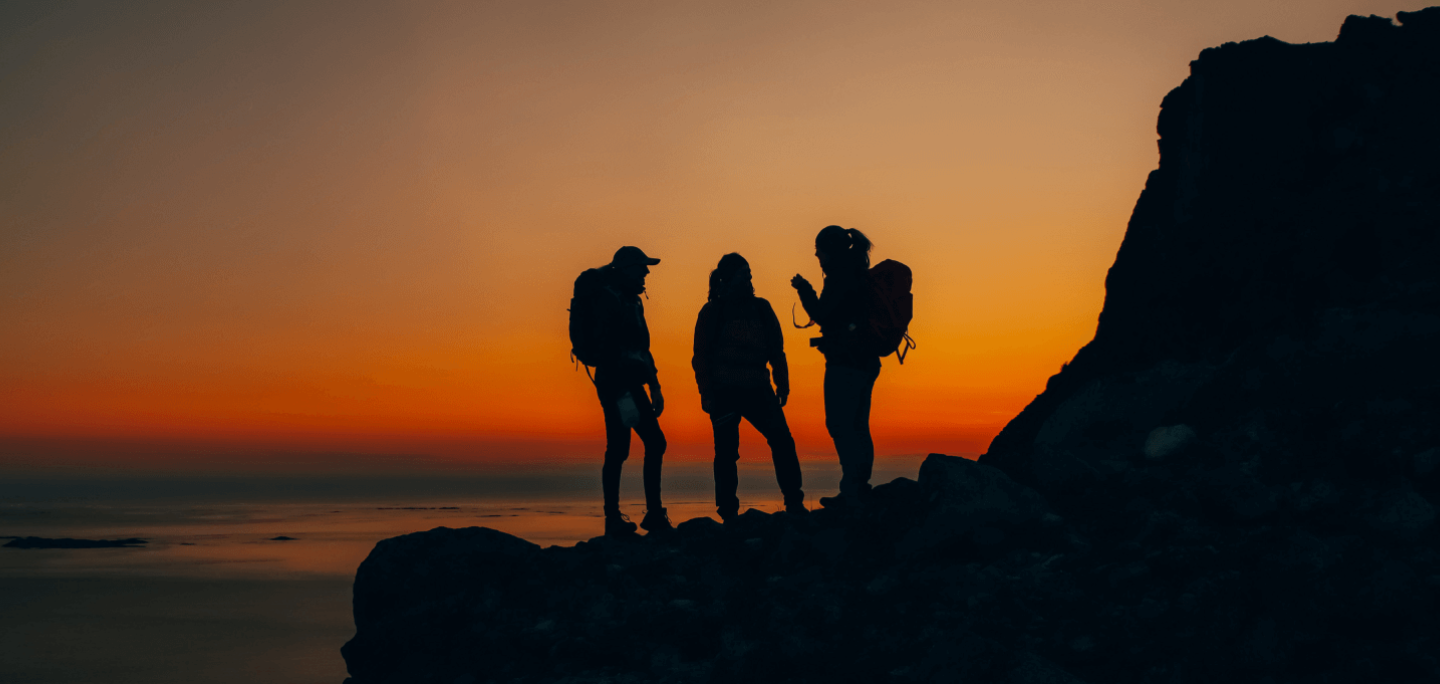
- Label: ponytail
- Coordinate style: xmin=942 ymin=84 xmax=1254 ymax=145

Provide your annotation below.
xmin=816 ymin=225 xmax=873 ymax=274
xmin=846 ymin=228 xmax=872 ymax=269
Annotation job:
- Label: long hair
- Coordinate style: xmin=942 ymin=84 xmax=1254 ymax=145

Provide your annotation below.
xmin=707 ymin=252 xmax=753 ymax=302
xmin=815 ymin=225 xmax=872 ymax=276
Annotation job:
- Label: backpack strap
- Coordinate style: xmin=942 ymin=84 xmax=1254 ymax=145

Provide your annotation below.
xmin=571 ymin=351 xmax=598 ymax=386
xmin=896 ymin=333 xmax=917 ymax=365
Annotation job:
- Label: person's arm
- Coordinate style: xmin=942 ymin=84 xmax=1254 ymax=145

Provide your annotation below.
xmin=793 ymin=275 xmax=821 ymax=322
xmin=795 ymin=276 xmax=853 ymax=327
xmin=692 ymin=304 xmax=717 ymax=407
xmin=638 ymin=305 xmax=664 ymax=416
xmin=761 ymin=299 xmax=790 ymax=405
xmin=648 ymin=372 xmax=664 ymax=416
xmin=638 ymin=303 xmax=660 ymax=389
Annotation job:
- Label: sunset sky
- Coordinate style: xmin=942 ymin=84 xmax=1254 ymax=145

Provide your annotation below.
xmin=0 ymin=0 xmax=1421 ymax=470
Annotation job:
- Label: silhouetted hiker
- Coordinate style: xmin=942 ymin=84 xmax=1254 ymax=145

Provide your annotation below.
xmin=791 ymin=226 xmax=896 ymax=509
xmin=569 ymin=246 xmax=671 ymax=536
xmin=693 ymin=253 xmax=806 ymax=521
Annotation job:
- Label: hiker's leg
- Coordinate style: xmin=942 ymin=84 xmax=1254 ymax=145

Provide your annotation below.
xmin=823 ymin=365 xmax=857 ymax=496
xmin=632 ymin=385 xmax=667 ymax=511
xmin=598 ymin=385 xmax=632 ymax=515
xmin=824 ymin=365 xmax=874 ymax=497
xmin=742 ymin=387 xmax=803 ymax=507
xmin=710 ymin=394 xmax=742 ymax=517
xmin=852 ymin=365 xmax=879 ymax=496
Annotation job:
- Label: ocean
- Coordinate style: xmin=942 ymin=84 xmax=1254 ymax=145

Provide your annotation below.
xmin=0 ymin=457 xmax=928 ymax=684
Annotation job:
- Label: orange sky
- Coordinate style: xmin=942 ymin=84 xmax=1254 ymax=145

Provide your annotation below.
xmin=0 ymin=0 xmax=1423 ymax=469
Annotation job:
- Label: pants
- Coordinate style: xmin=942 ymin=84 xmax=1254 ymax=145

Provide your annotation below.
xmin=709 ymin=386 xmax=803 ymax=515
xmin=596 ymin=373 xmax=665 ymax=514
xmin=824 ymin=363 xmax=880 ymax=497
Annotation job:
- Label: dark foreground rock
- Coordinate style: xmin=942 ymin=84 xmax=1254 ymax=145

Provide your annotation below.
xmin=342 ymin=9 xmax=1440 ymax=684
xmin=343 ymin=454 xmax=1440 ymax=683
xmin=343 ymin=463 xmax=1083 ymax=684
xmin=3 ymin=537 xmax=148 ymax=549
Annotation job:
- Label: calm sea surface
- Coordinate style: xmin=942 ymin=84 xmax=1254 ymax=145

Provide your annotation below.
xmin=0 ymin=458 xmax=926 ymax=684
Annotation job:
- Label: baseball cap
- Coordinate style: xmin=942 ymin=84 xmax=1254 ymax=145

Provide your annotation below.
xmin=609 ymin=246 xmax=661 ymax=267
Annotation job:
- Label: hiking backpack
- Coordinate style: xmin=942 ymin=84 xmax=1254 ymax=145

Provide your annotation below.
xmin=863 ymin=259 xmax=916 ymax=363
xmin=569 ymin=268 xmax=608 ymax=368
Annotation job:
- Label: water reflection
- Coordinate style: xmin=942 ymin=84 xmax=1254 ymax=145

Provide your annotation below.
xmin=0 ymin=499 xmax=788 ymax=578
xmin=0 ymin=459 xmax=927 ymax=683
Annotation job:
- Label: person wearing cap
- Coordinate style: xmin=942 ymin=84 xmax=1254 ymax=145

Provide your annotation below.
xmin=590 ymin=246 xmax=671 ymax=535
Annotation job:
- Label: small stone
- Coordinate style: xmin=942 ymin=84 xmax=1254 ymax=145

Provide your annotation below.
xmin=897 ymin=454 xmax=1048 ymax=558
xmin=1413 ymin=448 xmax=1439 ymax=476
xmin=1144 ymin=425 xmax=1197 ymax=460
xmin=1368 ymin=490 xmax=1436 ymax=537
xmin=1137 ymin=598 xmax=1168 ymax=620
xmin=972 ymin=526 xmax=1005 ymax=545
xmin=866 ymin=574 xmax=897 ymax=596
xmin=1177 ymin=593 xmax=1197 ymax=611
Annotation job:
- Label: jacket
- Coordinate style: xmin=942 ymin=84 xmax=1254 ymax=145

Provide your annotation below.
xmin=592 ymin=268 xmax=660 ymax=389
xmin=692 ymin=295 xmax=789 ymax=399
xmin=797 ymin=270 xmax=879 ymax=370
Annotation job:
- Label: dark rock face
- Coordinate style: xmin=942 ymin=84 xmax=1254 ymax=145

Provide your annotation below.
xmin=984 ymin=8 xmax=1440 ymax=500
xmin=969 ymin=7 xmax=1440 ymax=682
xmin=342 ymin=10 xmax=1440 ymax=684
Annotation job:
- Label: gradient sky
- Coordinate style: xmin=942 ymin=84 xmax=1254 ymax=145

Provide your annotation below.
xmin=0 ymin=0 xmax=1425 ymax=469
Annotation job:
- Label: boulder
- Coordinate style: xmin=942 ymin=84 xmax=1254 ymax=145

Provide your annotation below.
xmin=1143 ymin=424 xmax=1197 ymax=460
xmin=1415 ymin=447 xmax=1440 ymax=477
xmin=898 ymin=454 xmax=1048 ymax=558
xmin=1367 ymin=489 xmax=1437 ymax=538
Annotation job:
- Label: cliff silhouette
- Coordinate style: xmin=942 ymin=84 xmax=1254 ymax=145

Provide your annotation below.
xmin=341 ymin=9 xmax=1440 ymax=683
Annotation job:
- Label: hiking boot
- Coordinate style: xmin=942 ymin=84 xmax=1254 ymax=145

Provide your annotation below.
xmin=639 ymin=508 xmax=673 ymax=533
xmin=785 ymin=501 xmax=809 ymax=515
xmin=605 ymin=513 xmax=638 ymax=537
xmin=717 ymin=507 xmax=739 ymax=523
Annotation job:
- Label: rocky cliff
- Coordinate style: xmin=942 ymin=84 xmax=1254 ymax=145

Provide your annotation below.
xmin=982 ymin=8 xmax=1440 ymax=508
xmin=342 ymin=10 xmax=1440 ymax=683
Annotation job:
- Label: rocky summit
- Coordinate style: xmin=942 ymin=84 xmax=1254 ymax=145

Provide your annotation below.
xmin=342 ymin=9 xmax=1440 ymax=684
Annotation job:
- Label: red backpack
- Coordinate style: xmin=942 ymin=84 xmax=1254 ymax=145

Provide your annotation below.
xmin=863 ymin=260 xmax=916 ymax=363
